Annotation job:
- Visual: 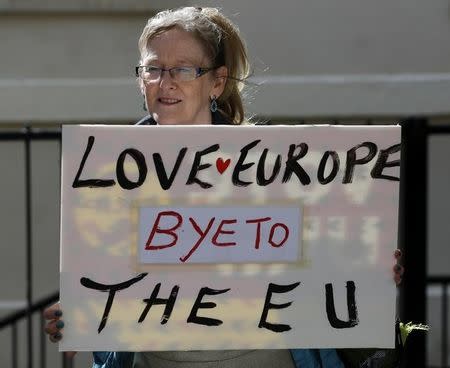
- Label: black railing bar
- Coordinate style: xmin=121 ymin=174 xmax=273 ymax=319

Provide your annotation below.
xmin=0 ymin=131 xmax=61 ymax=140
xmin=12 ymin=322 xmax=18 ymax=368
xmin=40 ymin=310 xmax=46 ymax=368
xmin=63 ymin=353 xmax=73 ymax=368
xmin=399 ymin=118 xmax=428 ymax=366
xmin=0 ymin=292 xmax=59 ymax=329
xmin=427 ymin=277 xmax=450 ymax=284
xmin=443 ymin=282 xmax=448 ymax=368
xmin=25 ymin=125 xmax=33 ymax=368
xmin=427 ymin=126 xmax=450 ymax=134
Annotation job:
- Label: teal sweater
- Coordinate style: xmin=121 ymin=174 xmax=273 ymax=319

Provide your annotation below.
xmin=92 ymin=349 xmax=345 ymax=368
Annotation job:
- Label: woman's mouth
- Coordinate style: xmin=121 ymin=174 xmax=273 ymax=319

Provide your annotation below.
xmin=158 ymin=98 xmax=181 ymax=105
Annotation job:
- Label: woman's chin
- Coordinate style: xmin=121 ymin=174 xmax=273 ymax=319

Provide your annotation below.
xmin=152 ymin=114 xmax=182 ymax=125
xmin=153 ymin=117 xmax=209 ymax=125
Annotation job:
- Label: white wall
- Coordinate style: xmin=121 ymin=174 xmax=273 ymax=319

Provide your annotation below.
xmin=1 ymin=0 xmax=450 ymax=122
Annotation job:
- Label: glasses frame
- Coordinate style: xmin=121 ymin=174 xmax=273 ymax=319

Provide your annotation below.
xmin=135 ymin=65 xmax=218 ymax=82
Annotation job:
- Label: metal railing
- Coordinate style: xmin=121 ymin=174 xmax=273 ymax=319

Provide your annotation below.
xmin=0 ymin=127 xmax=63 ymax=368
xmin=428 ymin=277 xmax=449 ymax=368
xmin=0 ymin=292 xmax=68 ymax=368
xmin=426 ymin=124 xmax=450 ymax=368
xmin=0 ymin=121 xmax=448 ymax=367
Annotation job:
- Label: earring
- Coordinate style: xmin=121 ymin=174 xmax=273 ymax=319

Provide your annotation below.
xmin=142 ymin=95 xmax=147 ymax=111
xmin=210 ymin=95 xmax=218 ymax=113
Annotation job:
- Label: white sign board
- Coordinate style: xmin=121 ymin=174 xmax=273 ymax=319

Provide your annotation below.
xmin=60 ymin=125 xmax=400 ymax=351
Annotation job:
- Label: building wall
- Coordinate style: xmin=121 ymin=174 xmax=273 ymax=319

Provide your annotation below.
xmin=0 ymin=0 xmax=450 ymax=122
xmin=0 ymin=1 xmax=449 ymax=367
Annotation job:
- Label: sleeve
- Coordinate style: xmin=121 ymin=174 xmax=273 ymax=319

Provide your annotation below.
xmin=290 ymin=349 xmax=345 ymax=368
xmin=92 ymin=352 xmax=134 ymax=368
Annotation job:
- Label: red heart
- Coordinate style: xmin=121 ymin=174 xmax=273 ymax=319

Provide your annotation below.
xmin=216 ymin=158 xmax=231 ymax=174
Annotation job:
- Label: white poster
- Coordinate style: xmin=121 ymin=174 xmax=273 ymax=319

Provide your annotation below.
xmin=60 ymin=124 xmax=401 ymax=351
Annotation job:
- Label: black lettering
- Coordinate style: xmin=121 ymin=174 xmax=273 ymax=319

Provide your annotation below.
xmin=72 ymin=136 xmax=116 ymax=188
xmin=80 ymin=273 xmax=148 ymax=333
xmin=343 ymin=142 xmax=377 ymax=183
xmin=282 ymin=143 xmax=310 ymax=185
xmin=256 ymin=149 xmax=282 ymax=186
xmin=138 ymin=283 xmax=179 ymax=325
xmin=258 ymin=282 xmax=300 ymax=332
xmin=186 ymin=144 xmax=220 ymax=189
xmin=232 ymin=140 xmax=260 ymax=187
xmin=317 ymin=151 xmax=340 ymax=184
xmin=153 ymin=148 xmax=187 ymax=190
xmin=371 ymin=143 xmax=401 ymax=181
xmin=187 ymin=287 xmax=230 ymax=326
xmin=116 ymin=148 xmax=147 ymax=190
xmin=325 ymin=281 xmax=359 ymax=329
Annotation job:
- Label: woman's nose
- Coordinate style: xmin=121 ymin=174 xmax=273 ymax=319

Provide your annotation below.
xmin=159 ymin=70 xmax=176 ymax=89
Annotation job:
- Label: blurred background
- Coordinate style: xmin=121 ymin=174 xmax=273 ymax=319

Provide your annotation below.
xmin=0 ymin=0 xmax=449 ymax=367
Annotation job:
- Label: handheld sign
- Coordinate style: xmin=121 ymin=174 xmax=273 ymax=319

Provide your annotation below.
xmin=60 ymin=124 xmax=400 ymax=351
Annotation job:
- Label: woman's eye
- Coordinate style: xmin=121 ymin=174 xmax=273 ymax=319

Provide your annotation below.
xmin=174 ymin=67 xmax=192 ymax=74
xmin=146 ymin=66 xmax=160 ymax=73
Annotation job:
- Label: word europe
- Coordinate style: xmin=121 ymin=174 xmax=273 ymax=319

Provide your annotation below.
xmin=72 ymin=136 xmax=400 ymax=190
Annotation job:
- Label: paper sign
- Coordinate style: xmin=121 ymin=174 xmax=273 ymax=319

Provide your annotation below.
xmin=60 ymin=125 xmax=401 ymax=351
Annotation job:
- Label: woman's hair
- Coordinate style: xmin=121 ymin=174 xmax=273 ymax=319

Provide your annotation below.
xmin=138 ymin=7 xmax=250 ymax=124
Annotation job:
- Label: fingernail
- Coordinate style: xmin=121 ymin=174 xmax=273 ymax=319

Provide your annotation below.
xmin=54 ymin=310 xmax=63 ymax=317
xmin=56 ymin=320 xmax=64 ymax=329
xmin=53 ymin=332 xmax=62 ymax=340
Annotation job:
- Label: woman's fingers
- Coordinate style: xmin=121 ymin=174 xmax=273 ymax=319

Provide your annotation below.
xmin=44 ymin=319 xmax=64 ymax=336
xmin=42 ymin=305 xmax=77 ymax=357
xmin=394 ymin=265 xmax=404 ymax=285
xmin=43 ymin=303 xmax=62 ymax=320
xmin=45 ymin=319 xmax=65 ymax=343
xmin=393 ymin=249 xmax=404 ymax=286
xmin=49 ymin=331 xmax=63 ymax=343
xmin=43 ymin=302 xmax=65 ymax=343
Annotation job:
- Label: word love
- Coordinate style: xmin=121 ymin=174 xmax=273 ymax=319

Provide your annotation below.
xmin=80 ymin=273 xmax=359 ymax=334
xmin=140 ymin=207 xmax=300 ymax=263
xmin=72 ymin=136 xmax=400 ymax=191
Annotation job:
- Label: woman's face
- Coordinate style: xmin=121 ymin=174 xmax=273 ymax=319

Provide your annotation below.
xmin=140 ymin=28 xmax=226 ymax=125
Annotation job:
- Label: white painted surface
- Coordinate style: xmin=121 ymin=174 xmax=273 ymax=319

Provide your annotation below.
xmin=60 ymin=125 xmax=400 ymax=350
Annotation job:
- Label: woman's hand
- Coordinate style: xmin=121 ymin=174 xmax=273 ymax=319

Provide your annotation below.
xmin=393 ymin=249 xmax=404 ymax=286
xmin=43 ymin=303 xmax=77 ymax=359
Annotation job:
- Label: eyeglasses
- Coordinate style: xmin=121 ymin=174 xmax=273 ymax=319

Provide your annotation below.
xmin=135 ymin=65 xmax=217 ymax=82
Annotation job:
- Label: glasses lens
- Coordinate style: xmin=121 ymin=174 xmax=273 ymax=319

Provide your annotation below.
xmin=140 ymin=66 xmax=161 ymax=81
xmin=170 ymin=67 xmax=197 ymax=82
xmin=138 ymin=66 xmax=204 ymax=82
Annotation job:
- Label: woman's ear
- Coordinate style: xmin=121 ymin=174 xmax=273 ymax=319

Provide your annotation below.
xmin=211 ymin=66 xmax=228 ymax=98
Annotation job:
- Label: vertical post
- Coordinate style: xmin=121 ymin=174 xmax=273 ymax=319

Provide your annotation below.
xmin=40 ymin=311 xmax=46 ymax=368
xmin=12 ymin=323 xmax=18 ymax=368
xmin=442 ymin=282 xmax=448 ymax=368
xmin=63 ymin=353 xmax=74 ymax=368
xmin=399 ymin=118 xmax=427 ymax=366
xmin=25 ymin=126 xmax=33 ymax=368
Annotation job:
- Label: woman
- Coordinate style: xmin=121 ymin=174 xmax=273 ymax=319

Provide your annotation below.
xmin=44 ymin=7 xmax=404 ymax=367
xmin=135 ymin=6 xmax=247 ymax=126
